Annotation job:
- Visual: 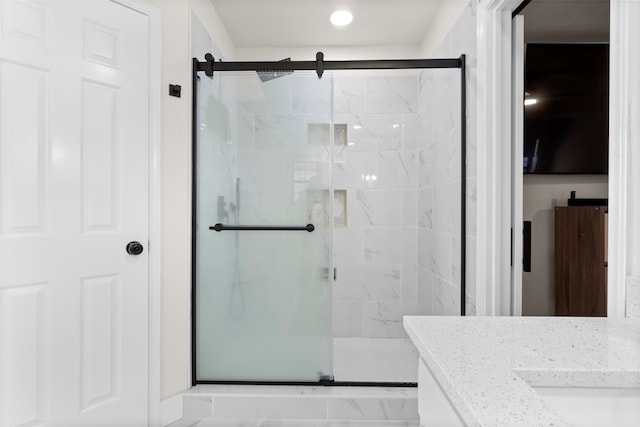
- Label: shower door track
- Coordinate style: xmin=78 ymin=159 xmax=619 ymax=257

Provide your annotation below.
xmin=191 ymin=52 xmax=467 ymax=387
xmin=195 ymin=51 xmax=462 ymax=79
xmin=195 ymin=380 xmax=418 ymax=388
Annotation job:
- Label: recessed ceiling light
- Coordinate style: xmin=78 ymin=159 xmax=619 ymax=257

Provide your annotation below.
xmin=330 ymin=10 xmax=353 ymax=26
xmin=524 ymin=98 xmax=538 ymax=106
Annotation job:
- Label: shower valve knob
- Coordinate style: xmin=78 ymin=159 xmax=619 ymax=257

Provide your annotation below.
xmin=126 ymin=241 xmax=144 ymax=256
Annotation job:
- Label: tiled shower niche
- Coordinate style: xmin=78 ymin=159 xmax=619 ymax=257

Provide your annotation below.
xmin=306 ymin=122 xmax=348 ymax=163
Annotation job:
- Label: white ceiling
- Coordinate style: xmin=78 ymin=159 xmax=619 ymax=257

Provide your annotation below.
xmin=209 ymin=0 xmax=446 ymax=48
xmin=209 ymin=0 xmax=611 ymax=50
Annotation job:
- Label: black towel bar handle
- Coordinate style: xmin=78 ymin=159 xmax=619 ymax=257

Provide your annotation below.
xmin=210 ymin=223 xmax=315 ymax=232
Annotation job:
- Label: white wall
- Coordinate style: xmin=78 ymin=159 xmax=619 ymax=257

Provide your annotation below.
xmin=143 ymin=0 xmax=235 ymax=399
xmin=235 ymin=46 xmax=421 ymax=61
xmin=420 ymin=0 xmax=470 ymax=58
xmin=522 ymin=175 xmax=608 ymax=316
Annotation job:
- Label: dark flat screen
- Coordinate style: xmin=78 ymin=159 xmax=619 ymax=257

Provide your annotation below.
xmin=524 ymin=44 xmax=609 ymax=174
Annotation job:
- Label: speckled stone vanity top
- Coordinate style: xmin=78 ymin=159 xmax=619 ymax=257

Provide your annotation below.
xmin=403 ymin=316 xmax=640 ymax=427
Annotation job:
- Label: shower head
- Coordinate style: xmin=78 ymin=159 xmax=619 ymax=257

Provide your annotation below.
xmin=257 ymin=58 xmax=293 ymax=82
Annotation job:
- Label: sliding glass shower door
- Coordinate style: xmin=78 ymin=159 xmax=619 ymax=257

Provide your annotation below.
xmin=194 ymin=70 xmax=334 ymax=382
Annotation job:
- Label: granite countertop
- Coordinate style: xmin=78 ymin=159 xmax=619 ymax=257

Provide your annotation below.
xmin=403 ymin=316 xmax=640 ymax=427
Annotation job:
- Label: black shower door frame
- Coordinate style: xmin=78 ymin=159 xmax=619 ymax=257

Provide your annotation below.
xmin=191 ymin=52 xmax=467 ymax=387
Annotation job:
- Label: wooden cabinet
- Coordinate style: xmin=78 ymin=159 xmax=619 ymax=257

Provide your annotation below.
xmin=554 ymin=206 xmax=607 ymax=316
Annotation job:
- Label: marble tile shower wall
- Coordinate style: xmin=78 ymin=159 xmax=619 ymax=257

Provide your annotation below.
xmin=233 ymin=73 xmax=421 ymax=340
xmin=417 ymin=2 xmax=478 ymax=316
xmin=229 ymin=45 xmax=477 ymax=338
xmin=236 ymin=74 xmax=333 ymax=223
xmin=332 ymin=74 xmax=420 ymax=338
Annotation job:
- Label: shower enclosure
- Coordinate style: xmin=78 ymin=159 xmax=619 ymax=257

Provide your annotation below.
xmin=192 ymin=53 xmax=466 ymax=385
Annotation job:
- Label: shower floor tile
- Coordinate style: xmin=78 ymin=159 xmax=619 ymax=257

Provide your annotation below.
xmin=333 ymin=338 xmax=419 ymax=383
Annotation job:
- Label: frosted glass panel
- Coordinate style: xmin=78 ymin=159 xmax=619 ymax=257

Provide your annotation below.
xmin=195 ymin=71 xmax=333 ymax=381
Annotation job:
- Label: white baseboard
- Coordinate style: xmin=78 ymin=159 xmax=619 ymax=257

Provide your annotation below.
xmin=161 ymin=393 xmax=183 ymax=426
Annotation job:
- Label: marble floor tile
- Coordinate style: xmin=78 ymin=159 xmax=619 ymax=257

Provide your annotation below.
xmin=166 ymin=420 xmax=200 ymax=427
xmin=327 ymin=397 xmax=418 ymax=421
xmin=212 ymin=396 xmax=327 ymax=419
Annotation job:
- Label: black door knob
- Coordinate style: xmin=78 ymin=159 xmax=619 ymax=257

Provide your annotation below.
xmin=126 ymin=241 xmax=144 ymax=255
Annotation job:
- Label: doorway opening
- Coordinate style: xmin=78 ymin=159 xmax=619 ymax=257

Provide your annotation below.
xmin=514 ymin=0 xmax=610 ymax=317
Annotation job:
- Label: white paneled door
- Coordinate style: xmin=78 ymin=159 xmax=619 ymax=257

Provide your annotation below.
xmin=0 ymin=0 xmax=150 ymax=426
